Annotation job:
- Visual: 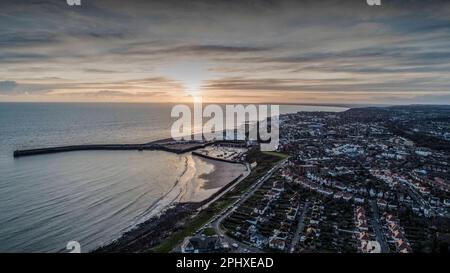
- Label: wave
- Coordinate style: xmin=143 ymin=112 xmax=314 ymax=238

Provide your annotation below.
xmin=94 ymin=155 xmax=196 ymax=250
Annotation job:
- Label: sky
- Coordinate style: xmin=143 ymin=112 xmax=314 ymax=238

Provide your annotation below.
xmin=0 ymin=0 xmax=450 ymax=104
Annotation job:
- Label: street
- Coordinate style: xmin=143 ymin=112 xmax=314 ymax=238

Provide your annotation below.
xmin=370 ymin=199 xmax=389 ymax=253
xmin=289 ymin=201 xmax=310 ymax=253
xmin=210 ymin=158 xmax=289 ymax=253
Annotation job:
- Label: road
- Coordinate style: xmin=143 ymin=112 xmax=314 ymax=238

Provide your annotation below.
xmin=210 ymin=158 xmax=289 ymax=253
xmin=290 ymin=201 xmax=310 ymax=253
xmin=369 ymin=199 xmax=389 ymax=253
xmin=401 ymin=183 xmax=431 ymax=211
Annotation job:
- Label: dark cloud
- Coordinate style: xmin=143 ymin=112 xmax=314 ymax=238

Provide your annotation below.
xmin=61 ymin=90 xmax=167 ymax=98
xmin=114 ymin=44 xmax=273 ymax=58
xmin=83 ymin=68 xmax=119 ymax=73
xmin=0 ymin=0 xmax=449 ymax=103
xmin=378 ymin=94 xmax=450 ymax=104
xmin=0 ymin=33 xmax=59 ymax=49
xmin=0 ymin=80 xmax=55 ymax=95
xmin=0 ymin=81 xmax=18 ymax=92
xmin=204 ymin=76 xmax=450 ymax=93
xmin=0 ymin=52 xmax=53 ymax=64
xmin=159 ymin=45 xmax=272 ymax=54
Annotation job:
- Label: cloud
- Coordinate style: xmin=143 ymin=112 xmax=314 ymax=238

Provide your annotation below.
xmin=379 ymin=94 xmax=450 ymax=105
xmin=62 ymin=90 xmax=167 ymax=98
xmin=0 ymin=0 xmax=450 ymax=103
xmin=82 ymin=68 xmax=120 ymax=74
xmin=0 ymin=80 xmax=57 ymax=95
xmin=120 ymin=44 xmax=271 ymax=55
xmin=203 ymin=75 xmax=450 ymax=93
xmin=0 ymin=33 xmax=59 ymax=49
xmin=0 ymin=81 xmax=18 ymax=92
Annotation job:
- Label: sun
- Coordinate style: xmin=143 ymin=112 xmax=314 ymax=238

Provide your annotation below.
xmin=158 ymin=60 xmax=215 ymax=99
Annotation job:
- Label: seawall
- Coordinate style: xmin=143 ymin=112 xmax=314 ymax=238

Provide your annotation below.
xmin=191 ymin=151 xmax=242 ymax=164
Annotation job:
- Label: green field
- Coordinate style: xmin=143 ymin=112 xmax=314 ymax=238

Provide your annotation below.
xmin=202 ymin=227 xmax=217 ymax=236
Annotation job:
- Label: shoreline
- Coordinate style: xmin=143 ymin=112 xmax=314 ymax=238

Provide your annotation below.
xmin=93 ymin=174 xmax=245 ymax=253
xmin=92 ymin=154 xmax=247 ymax=253
xmin=92 ymin=202 xmax=200 ymax=253
xmin=10 ymin=136 xmax=249 ymax=253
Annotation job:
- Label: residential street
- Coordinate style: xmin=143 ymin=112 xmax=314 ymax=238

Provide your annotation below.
xmin=210 ymin=159 xmax=289 ymax=253
xmin=290 ymin=201 xmax=310 ymax=253
xmin=370 ymin=199 xmax=389 ymax=253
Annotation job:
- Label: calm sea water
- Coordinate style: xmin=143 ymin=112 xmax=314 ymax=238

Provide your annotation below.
xmin=0 ymin=103 xmax=347 ymax=252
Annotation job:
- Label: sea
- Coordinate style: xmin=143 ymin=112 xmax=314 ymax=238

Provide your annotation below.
xmin=0 ymin=102 xmax=347 ymax=252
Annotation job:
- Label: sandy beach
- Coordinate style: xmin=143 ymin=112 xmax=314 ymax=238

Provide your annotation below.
xmin=118 ymin=152 xmax=246 ymax=228
xmin=93 ymin=152 xmax=248 ymax=253
xmin=145 ymin=153 xmax=246 ymax=208
xmin=198 ymin=157 xmax=247 ymax=190
xmin=179 ymin=155 xmax=247 ymax=202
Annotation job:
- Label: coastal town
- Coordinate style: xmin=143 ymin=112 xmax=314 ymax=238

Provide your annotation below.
xmin=2 ymin=0 xmax=450 ymax=262
xmin=8 ymin=105 xmax=450 ymax=254
xmin=46 ymin=105 xmax=449 ymax=254
xmin=179 ymin=105 xmax=450 ymax=253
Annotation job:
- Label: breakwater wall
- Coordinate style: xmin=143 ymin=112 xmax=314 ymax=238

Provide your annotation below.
xmin=13 ymin=142 xmax=212 ymax=157
xmin=12 ymin=138 xmax=251 ymax=158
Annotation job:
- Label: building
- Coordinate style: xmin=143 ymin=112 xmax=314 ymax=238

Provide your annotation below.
xmin=181 ymin=235 xmax=223 ymax=253
xmin=298 ymin=164 xmax=318 ymax=175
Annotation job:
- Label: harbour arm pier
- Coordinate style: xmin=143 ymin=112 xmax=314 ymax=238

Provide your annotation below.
xmin=13 ymin=141 xmax=213 ymax=157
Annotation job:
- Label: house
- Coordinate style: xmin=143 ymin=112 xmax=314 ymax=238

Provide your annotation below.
xmin=318 ymin=188 xmax=334 ymax=196
xmin=396 ymin=239 xmax=412 ymax=253
xmin=359 ymin=232 xmax=370 ymax=241
xmin=268 ymin=236 xmax=286 ymax=251
xmin=181 ymin=235 xmax=223 ymax=253
xmin=298 ymin=164 xmax=318 ymax=175
xmin=444 ymin=199 xmax=450 ymax=207
xmin=342 ymin=193 xmax=353 ymax=201
xmin=333 ymin=192 xmax=343 ymax=199
xmin=334 ymin=182 xmax=347 ymax=191
xmin=286 ymin=208 xmax=298 ymax=221
xmin=377 ymin=199 xmax=387 ymax=209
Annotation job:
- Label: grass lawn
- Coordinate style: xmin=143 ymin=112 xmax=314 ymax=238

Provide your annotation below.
xmin=151 ymin=209 xmax=215 ymax=253
xmin=202 ymin=227 xmax=216 ymax=236
xmin=262 ymin=151 xmax=289 ymax=159
xmin=151 ymin=197 xmax=235 ymax=253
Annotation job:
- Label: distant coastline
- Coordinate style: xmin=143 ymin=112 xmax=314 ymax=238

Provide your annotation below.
xmin=3 ymin=101 xmax=448 ymax=109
